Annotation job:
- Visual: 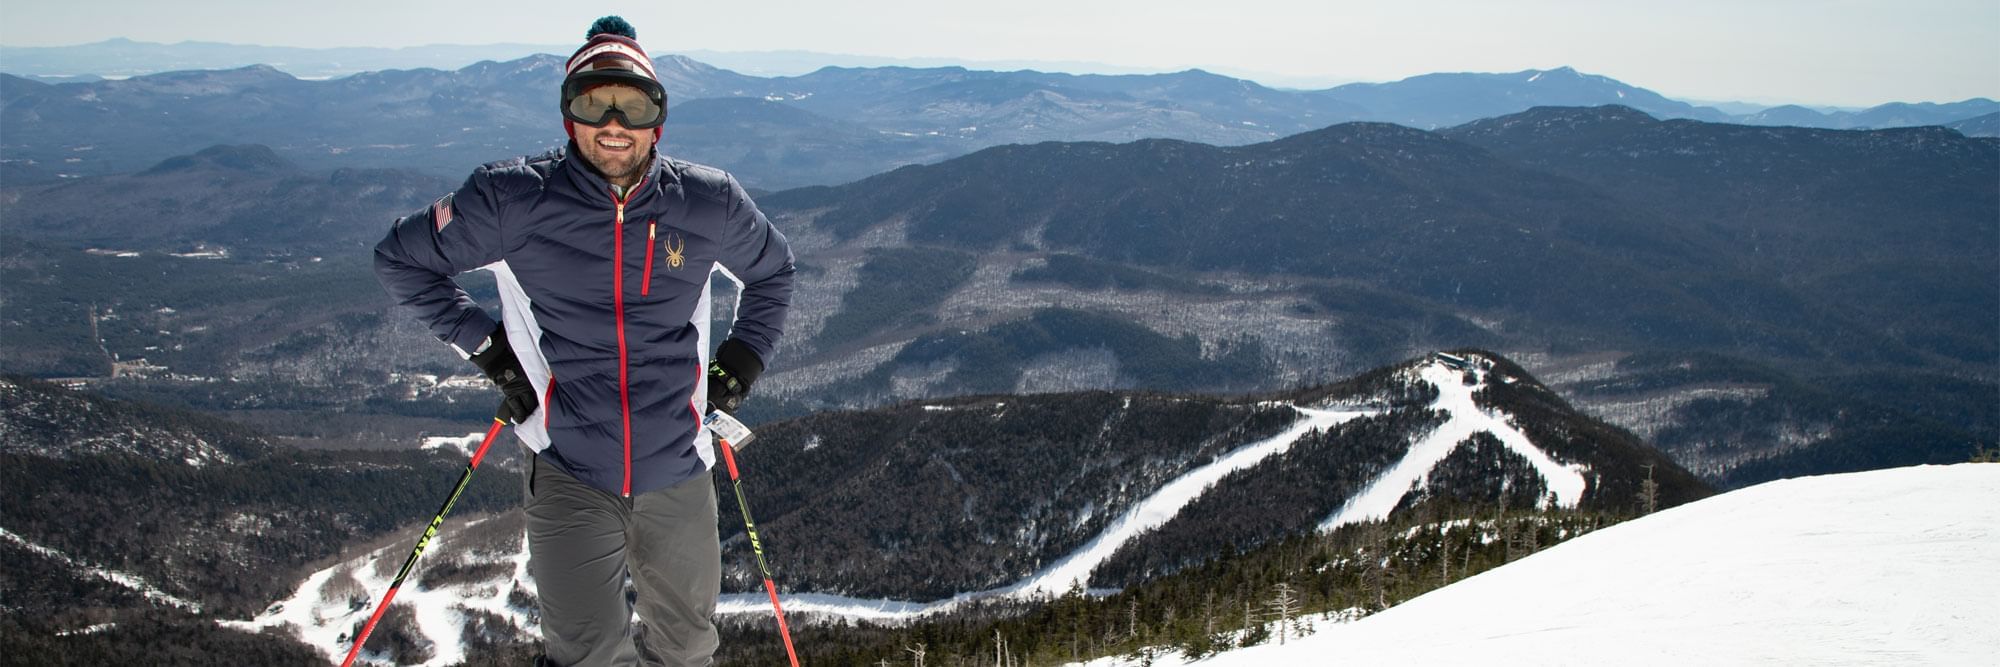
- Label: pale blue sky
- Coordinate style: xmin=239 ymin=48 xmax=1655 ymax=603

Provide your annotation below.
xmin=2 ymin=0 xmax=1995 ymax=106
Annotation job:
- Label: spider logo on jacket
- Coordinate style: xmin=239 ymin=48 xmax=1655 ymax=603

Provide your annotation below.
xmin=664 ymin=233 xmax=686 ymax=270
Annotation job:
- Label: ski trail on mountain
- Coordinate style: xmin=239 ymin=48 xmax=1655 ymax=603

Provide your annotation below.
xmin=1005 ymin=405 xmax=1375 ymax=598
xmin=1320 ymin=361 xmax=1588 ymax=532
xmin=717 ymin=404 xmax=1375 ymax=618
xmin=0 ymin=525 xmax=204 ymax=612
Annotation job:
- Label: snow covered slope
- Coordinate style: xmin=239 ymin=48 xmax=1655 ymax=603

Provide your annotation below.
xmin=1079 ymin=463 xmax=2000 ymax=666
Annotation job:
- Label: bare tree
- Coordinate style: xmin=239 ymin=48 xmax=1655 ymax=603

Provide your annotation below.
xmin=1436 ymin=540 xmax=1452 ymax=588
xmin=1362 ymin=525 xmax=1394 ymax=610
xmin=905 ymin=643 xmax=926 ymax=667
xmin=1639 ymin=463 xmax=1661 ymax=515
xmin=1267 ymin=582 xmax=1302 ymax=645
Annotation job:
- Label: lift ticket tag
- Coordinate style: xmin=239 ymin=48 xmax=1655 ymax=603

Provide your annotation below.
xmin=703 ymin=410 xmax=755 ymax=450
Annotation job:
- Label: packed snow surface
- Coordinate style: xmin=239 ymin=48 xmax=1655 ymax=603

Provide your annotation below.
xmin=1073 ymin=463 xmax=2000 ymax=666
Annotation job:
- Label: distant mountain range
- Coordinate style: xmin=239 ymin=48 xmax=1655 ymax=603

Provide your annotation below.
xmin=4 ymin=52 xmax=1994 ymax=190
xmin=0 ymin=38 xmax=1206 ymax=83
xmin=0 ymin=37 xmax=568 ymax=80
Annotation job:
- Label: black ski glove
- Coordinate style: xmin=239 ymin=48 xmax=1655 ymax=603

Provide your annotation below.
xmin=469 ymin=328 xmax=538 ymax=425
xmin=707 ymin=338 xmax=764 ymax=415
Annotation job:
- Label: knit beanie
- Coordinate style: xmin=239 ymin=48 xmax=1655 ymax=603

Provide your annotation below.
xmin=563 ymin=16 xmax=665 ymax=141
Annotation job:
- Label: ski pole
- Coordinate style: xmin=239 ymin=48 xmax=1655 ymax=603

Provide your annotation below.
xmin=340 ymin=419 xmax=506 ymax=667
xmin=705 ymin=410 xmax=801 ymax=667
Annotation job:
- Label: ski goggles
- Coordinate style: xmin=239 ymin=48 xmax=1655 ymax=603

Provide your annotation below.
xmin=561 ymin=73 xmax=668 ymax=129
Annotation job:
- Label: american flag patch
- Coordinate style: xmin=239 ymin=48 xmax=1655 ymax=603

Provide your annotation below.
xmin=433 ymin=194 xmax=455 ymax=231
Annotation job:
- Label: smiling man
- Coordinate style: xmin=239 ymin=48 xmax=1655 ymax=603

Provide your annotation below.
xmin=372 ymin=16 xmax=794 ymax=667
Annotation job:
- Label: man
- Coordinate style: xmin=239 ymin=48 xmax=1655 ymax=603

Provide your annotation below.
xmin=373 ymin=16 xmax=794 ymax=666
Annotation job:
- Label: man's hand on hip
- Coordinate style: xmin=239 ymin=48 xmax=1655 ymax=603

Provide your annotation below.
xmin=470 ymin=327 xmax=539 ymax=425
xmin=707 ymin=338 xmax=764 ymax=415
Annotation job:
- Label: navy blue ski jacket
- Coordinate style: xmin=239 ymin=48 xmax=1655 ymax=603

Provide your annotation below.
xmin=374 ymin=145 xmax=794 ymax=496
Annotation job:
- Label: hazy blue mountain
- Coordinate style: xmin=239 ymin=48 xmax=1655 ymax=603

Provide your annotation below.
xmin=1739 ymin=104 xmax=1833 ymax=127
xmin=665 ymin=64 xmax=1369 ymax=148
xmin=1315 ymin=66 xmax=1733 ymax=128
xmin=0 ymin=37 xmax=563 ymax=79
xmin=1948 ymin=111 xmax=2000 ymax=137
xmin=0 ymin=39 xmax=1168 ymax=83
xmin=1740 ymin=98 xmax=2000 ymax=129
xmin=1845 ymin=99 xmax=2000 ymax=128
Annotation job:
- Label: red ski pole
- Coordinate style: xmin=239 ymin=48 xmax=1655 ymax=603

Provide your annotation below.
xmin=706 ymin=410 xmax=801 ymax=667
xmin=340 ymin=419 xmax=505 ymax=667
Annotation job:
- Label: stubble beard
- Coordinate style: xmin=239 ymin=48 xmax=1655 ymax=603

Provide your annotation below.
xmin=579 ymin=133 xmax=652 ymax=187
xmin=584 ymin=141 xmax=652 ymax=186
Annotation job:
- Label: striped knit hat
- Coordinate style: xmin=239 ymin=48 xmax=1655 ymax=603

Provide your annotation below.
xmin=563 ymin=17 xmax=665 ymax=140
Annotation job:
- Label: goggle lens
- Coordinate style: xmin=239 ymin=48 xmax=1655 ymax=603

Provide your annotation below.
xmin=565 ymin=84 xmax=665 ymax=129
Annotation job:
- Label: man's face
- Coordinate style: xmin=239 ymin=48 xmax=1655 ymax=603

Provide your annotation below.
xmin=572 ymin=86 xmax=655 ymax=187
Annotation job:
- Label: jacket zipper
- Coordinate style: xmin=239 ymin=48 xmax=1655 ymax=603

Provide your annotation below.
xmin=611 ymin=180 xmax=644 ymax=497
xmin=641 ymin=221 xmax=657 ymax=297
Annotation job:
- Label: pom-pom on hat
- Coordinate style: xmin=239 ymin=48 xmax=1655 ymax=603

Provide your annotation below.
xmin=563 ymin=16 xmax=666 ymax=140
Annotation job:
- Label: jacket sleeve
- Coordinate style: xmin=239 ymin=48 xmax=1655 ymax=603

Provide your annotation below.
xmin=372 ymin=170 xmax=508 ymax=357
xmin=714 ymin=174 xmax=795 ymax=365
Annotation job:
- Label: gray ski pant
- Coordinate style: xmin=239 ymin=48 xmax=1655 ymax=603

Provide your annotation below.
xmin=525 ymin=452 xmax=720 ymax=667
